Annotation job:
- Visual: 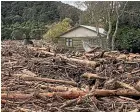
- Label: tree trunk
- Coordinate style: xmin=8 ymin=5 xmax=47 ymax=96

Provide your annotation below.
xmin=111 ymin=17 xmax=119 ymax=50
xmin=106 ymin=6 xmax=112 ymax=50
xmin=13 ymin=74 xmax=77 ymax=86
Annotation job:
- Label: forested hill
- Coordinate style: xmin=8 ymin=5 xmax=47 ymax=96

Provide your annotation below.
xmin=1 ymin=1 xmax=81 ymax=40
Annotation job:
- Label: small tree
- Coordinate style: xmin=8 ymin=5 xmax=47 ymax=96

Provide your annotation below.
xmin=11 ymin=29 xmax=23 ymax=40
xmin=116 ymin=27 xmax=140 ymax=53
xmin=43 ymin=18 xmax=72 ymax=42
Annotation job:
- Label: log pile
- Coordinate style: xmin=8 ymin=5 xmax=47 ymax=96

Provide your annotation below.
xmin=1 ymin=40 xmax=140 ymax=112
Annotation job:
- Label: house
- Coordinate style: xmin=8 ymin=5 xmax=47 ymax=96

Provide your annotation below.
xmin=57 ymin=25 xmax=107 ymax=51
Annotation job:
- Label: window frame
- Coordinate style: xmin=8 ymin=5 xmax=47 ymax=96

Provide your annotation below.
xmin=65 ymin=38 xmax=73 ymax=47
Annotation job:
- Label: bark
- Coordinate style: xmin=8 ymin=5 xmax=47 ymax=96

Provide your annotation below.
xmin=115 ymin=81 xmax=136 ymax=90
xmin=111 ymin=2 xmax=119 ymax=50
xmin=85 ymin=51 xmax=106 ymax=59
xmin=40 ymin=85 xmax=80 ymax=92
xmin=1 ymin=93 xmax=33 ymax=100
xmin=38 ymin=89 xmax=140 ymax=99
xmin=81 ymin=73 xmax=107 ymax=80
xmin=111 ymin=17 xmax=119 ymax=50
xmin=25 ymin=47 xmax=99 ymax=68
xmin=28 ymin=46 xmax=55 ymax=57
xmin=2 ymin=89 xmax=140 ymax=100
xmin=106 ymin=3 xmax=112 ymax=50
xmin=111 ymin=1 xmax=128 ymax=50
xmin=135 ymin=81 xmax=140 ymax=92
xmin=1 ymin=99 xmax=13 ymax=104
xmin=13 ymin=74 xmax=77 ymax=86
xmin=21 ymin=69 xmax=37 ymax=77
xmin=59 ymin=55 xmax=99 ymax=68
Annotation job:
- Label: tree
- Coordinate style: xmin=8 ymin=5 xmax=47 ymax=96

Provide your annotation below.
xmin=116 ymin=27 xmax=140 ymax=53
xmin=43 ymin=18 xmax=72 ymax=42
xmin=1 ymin=1 xmax=80 ymax=40
xmin=120 ymin=1 xmax=140 ymax=28
xmin=11 ymin=29 xmax=23 ymax=40
xmin=78 ymin=1 xmax=128 ymax=50
xmin=110 ymin=1 xmax=128 ymax=50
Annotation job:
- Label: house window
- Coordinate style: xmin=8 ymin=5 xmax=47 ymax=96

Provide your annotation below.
xmin=66 ymin=38 xmax=73 ymax=47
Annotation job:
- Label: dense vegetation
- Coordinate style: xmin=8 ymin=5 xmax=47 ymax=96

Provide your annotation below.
xmin=1 ymin=1 xmax=80 ymax=40
xmin=1 ymin=1 xmax=140 ymax=52
xmin=43 ymin=18 xmax=72 ymax=42
xmin=116 ymin=1 xmax=140 ymax=52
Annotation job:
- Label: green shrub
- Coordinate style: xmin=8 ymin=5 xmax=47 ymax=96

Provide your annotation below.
xmin=43 ymin=18 xmax=72 ymax=42
xmin=116 ymin=27 xmax=140 ymax=52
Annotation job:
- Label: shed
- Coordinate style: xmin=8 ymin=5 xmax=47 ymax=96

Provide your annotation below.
xmin=57 ymin=25 xmax=107 ymax=51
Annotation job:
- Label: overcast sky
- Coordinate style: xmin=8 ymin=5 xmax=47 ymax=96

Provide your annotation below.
xmin=61 ymin=1 xmax=87 ymax=11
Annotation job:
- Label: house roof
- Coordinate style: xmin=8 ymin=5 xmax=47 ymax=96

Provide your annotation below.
xmin=80 ymin=25 xmax=106 ymax=35
xmin=58 ymin=25 xmax=106 ymax=38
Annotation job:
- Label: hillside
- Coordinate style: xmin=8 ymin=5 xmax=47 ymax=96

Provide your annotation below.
xmin=1 ymin=1 xmax=81 ymax=40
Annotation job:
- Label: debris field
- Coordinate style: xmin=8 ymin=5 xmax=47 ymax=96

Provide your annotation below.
xmin=1 ymin=40 xmax=140 ymax=112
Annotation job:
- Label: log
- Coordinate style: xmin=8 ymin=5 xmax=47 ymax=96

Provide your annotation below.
xmin=129 ymin=109 xmax=139 ymax=112
xmin=81 ymin=73 xmax=107 ymax=80
xmin=21 ymin=69 xmax=37 ymax=77
xmin=85 ymin=53 xmax=100 ymax=59
xmin=131 ymin=69 xmax=140 ymax=74
xmin=28 ymin=47 xmax=55 ymax=56
xmin=39 ymin=89 xmax=140 ymax=99
xmin=39 ymin=50 xmax=55 ymax=56
xmin=39 ymin=90 xmax=86 ymax=99
xmin=85 ymin=51 xmax=106 ymax=59
xmin=27 ymin=47 xmax=99 ymax=68
xmin=16 ymin=107 xmax=36 ymax=112
xmin=13 ymin=74 xmax=77 ymax=86
xmin=2 ymin=89 xmax=140 ymax=100
xmin=58 ymin=55 xmax=99 ymax=68
xmin=1 ymin=87 xmax=8 ymax=91
xmin=135 ymin=81 xmax=140 ymax=92
xmin=1 ymin=93 xmax=33 ymax=100
xmin=1 ymin=99 xmax=13 ymax=104
xmin=28 ymin=46 xmax=50 ymax=51
xmin=40 ymin=85 xmax=81 ymax=92
xmin=115 ymin=81 xmax=136 ymax=91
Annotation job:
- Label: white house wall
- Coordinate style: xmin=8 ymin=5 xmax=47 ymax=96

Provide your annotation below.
xmin=60 ymin=27 xmax=98 ymax=38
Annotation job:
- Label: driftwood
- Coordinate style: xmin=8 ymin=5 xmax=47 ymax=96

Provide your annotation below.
xmin=81 ymin=73 xmax=107 ymax=80
xmin=13 ymin=74 xmax=77 ymax=86
xmin=40 ymin=85 xmax=80 ymax=92
xmin=1 ymin=93 xmax=33 ymax=100
xmin=1 ymin=99 xmax=13 ymax=104
xmin=21 ymin=69 xmax=37 ymax=77
xmin=135 ymin=81 xmax=140 ymax=92
xmin=115 ymin=81 xmax=137 ymax=90
xmin=2 ymin=89 xmax=140 ymax=101
xmin=85 ymin=51 xmax=106 ymax=59
xmin=28 ymin=47 xmax=99 ymax=68
xmin=129 ymin=109 xmax=139 ymax=112
xmin=40 ymin=89 xmax=140 ymax=99
xmin=2 ymin=41 xmax=140 ymax=111
xmin=58 ymin=55 xmax=99 ymax=68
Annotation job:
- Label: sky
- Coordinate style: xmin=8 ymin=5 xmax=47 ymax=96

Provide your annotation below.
xmin=61 ymin=1 xmax=87 ymax=11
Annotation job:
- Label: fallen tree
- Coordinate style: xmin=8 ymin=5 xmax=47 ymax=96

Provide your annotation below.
xmin=13 ymin=74 xmax=77 ymax=86
xmin=58 ymin=55 xmax=99 ymax=68
xmin=1 ymin=93 xmax=33 ymax=100
xmin=2 ymin=89 xmax=140 ymax=101
xmin=39 ymin=89 xmax=140 ymax=99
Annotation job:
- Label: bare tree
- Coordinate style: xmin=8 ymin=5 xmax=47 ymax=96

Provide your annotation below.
xmin=76 ymin=1 xmax=128 ymax=50
xmin=111 ymin=1 xmax=128 ymax=50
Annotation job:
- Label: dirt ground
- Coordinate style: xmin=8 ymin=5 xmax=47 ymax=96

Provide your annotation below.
xmin=1 ymin=40 xmax=140 ymax=112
